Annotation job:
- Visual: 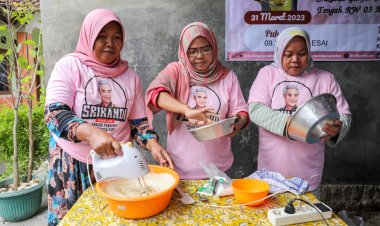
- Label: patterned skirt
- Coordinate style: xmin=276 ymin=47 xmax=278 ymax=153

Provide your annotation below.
xmin=47 ymin=137 xmax=95 ymax=226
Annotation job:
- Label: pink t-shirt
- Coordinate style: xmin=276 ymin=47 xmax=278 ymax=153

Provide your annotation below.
xmin=167 ymin=71 xmax=247 ymax=179
xmin=248 ymin=65 xmax=350 ymax=190
xmin=46 ymin=56 xmax=146 ymax=163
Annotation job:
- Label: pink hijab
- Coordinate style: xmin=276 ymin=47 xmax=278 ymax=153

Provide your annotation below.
xmin=69 ymin=9 xmax=128 ymax=78
xmin=145 ymin=22 xmax=229 ymax=134
xmin=271 ymin=27 xmax=314 ymax=74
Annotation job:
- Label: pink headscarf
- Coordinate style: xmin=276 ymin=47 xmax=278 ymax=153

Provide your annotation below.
xmin=178 ymin=22 xmax=229 ymax=85
xmin=145 ymin=22 xmax=229 ymax=134
xmin=68 ymin=8 xmax=128 ymax=78
xmin=271 ymin=27 xmax=314 ymax=74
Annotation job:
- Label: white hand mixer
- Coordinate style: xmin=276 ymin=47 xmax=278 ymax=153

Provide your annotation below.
xmin=90 ymin=142 xmax=151 ymax=195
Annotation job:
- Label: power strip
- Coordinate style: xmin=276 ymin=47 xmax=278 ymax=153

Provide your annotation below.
xmin=267 ymin=202 xmax=332 ymax=225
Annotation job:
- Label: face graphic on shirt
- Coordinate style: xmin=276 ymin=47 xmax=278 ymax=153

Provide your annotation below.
xmin=283 ymin=86 xmax=299 ymax=110
xmin=193 ymin=88 xmax=208 ymax=109
xmin=98 ymin=80 xmax=113 ymax=107
xmin=81 ymin=77 xmax=128 ymax=128
xmin=273 ymin=82 xmax=311 ymax=115
xmin=182 ymin=86 xmax=221 ymax=126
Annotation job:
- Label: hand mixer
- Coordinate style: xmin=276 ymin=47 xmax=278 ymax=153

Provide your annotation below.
xmin=90 ymin=142 xmax=151 ymax=195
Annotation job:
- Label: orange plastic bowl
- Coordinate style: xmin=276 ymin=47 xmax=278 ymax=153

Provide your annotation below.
xmin=232 ymin=178 xmax=270 ymax=206
xmin=96 ymin=165 xmax=179 ymax=219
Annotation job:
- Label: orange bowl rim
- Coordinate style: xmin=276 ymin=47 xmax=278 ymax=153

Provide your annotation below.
xmin=95 ymin=165 xmax=179 ymax=201
xmin=232 ymin=178 xmax=270 ymax=194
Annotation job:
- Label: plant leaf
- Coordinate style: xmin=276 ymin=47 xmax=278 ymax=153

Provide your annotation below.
xmin=17 ymin=56 xmax=28 ymax=68
xmin=36 ymin=70 xmax=44 ymax=76
xmin=21 ymin=75 xmax=31 ymax=83
xmin=29 ymin=49 xmax=36 ymax=58
xmin=23 ymin=40 xmax=35 ymax=45
xmin=5 ymin=48 xmax=12 ymax=56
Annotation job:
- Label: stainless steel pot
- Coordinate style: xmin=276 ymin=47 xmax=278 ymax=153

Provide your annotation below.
xmin=287 ymin=93 xmax=340 ymax=144
xmin=188 ymin=117 xmax=237 ymax=142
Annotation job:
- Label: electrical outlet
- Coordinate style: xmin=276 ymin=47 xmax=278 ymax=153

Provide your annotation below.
xmin=267 ymin=202 xmax=332 ymax=225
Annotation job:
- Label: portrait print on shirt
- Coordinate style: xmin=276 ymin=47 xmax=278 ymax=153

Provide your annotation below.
xmin=81 ymin=76 xmax=128 ymax=132
xmin=97 ymin=80 xmax=116 ymax=108
xmin=182 ymin=85 xmax=221 ymax=129
xmin=272 ymin=81 xmax=312 ymax=115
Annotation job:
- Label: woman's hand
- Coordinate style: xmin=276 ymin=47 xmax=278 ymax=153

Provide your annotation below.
xmin=156 ymin=92 xmax=219 ymax=126
xmin=146 ymin=139 xmax=174 ymax=169
xmin=76 ymin=124 xmax=122 ymax=158
xmin=321 ymin=119 xmax=342 ymax=141
xmin=185 ymin=107 xmax=219 ymax=126
xmin=228 ymin=114 xmax=249 ymax=137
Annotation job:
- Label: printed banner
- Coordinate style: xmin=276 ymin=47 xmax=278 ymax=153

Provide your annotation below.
xmin=226 ymin=0 xmax=380 ymax=61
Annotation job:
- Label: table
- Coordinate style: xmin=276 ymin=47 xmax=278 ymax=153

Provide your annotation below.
xmin=59 ymin=180 xmax=347 ymax=225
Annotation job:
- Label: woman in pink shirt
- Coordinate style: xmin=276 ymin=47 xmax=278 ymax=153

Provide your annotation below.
xmin=248 ymin=27 xmax=351 ymax=199
xmin=45 ymin=9 xmax=173 ymax=225
xmin=146 ymin=22 xmax=248 ymax=179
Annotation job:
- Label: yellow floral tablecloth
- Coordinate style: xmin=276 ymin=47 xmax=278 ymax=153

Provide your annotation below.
xmin=59 ymin=180 xmax=347 ymax=225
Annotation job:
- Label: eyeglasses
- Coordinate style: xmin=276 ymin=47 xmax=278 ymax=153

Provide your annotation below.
xmin=187 ymin=45 xmax=212 ymax=58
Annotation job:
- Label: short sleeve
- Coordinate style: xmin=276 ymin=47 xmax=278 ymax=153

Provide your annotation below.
xmin=128 ymin=71 xmax=147 ymax=120
xmin=226 ymin=71 xmax=248 ymax=117
xmin=46 ymin=57 xmax=79 ymax=108
xmin=248 ymin=66 xmax=273 ymax=106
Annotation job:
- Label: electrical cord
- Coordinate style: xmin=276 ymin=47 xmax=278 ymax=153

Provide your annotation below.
xmin=86 ymin=152 xmax=104 ymax=211
xmin=184 ymin=190 xmax=300 ymax=208
xmin=284 ymin=198 xmax=329 ymax=226
xmin=86 ymin=153 xmax=93 ymax=191
xmin=173 ymin=189 xmax=331 ymax=225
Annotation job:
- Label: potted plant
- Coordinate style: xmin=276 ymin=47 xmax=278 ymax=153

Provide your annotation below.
xmin=0 ymin=0 xmax=47 ymax=222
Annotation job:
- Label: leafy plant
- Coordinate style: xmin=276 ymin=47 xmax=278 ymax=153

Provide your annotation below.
xmin=0 ymin=0 xmax=45 ymax=188
xmin=0 ymin=102 xmax=48 ymax=181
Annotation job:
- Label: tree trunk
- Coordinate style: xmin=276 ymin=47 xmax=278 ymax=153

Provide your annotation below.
xmin=12 ymin=108 xmax=19 ymax=189
xmin=27 ymin=98 xmax=33 ymax=182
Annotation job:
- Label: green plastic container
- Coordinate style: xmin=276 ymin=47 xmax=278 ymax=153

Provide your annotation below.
xmin=0 ymin=175 xmax=46 ymax=222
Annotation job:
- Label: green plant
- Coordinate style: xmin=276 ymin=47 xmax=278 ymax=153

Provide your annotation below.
xmin=0 ymin=102 xmax=48 ymax=181
xmin=0 ymin=0 xmax=44 ymax=188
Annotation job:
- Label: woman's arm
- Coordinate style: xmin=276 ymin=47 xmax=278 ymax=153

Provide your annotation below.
xmin=156 ymin=91 xmax=216 ymax=125
xmin=130 ymin=117 xmax=174 ymax=169
xmin=227 ymin=112 xmax=249 ymax=137
xmin=226 ymin=72 xmax=250 ymax=137
xmin=44 ymin=102 xmax=122 ymax=157
xmin=156 ymin=91 xmax=190 ymax=115
xmin=325 ymin=114 xmax=352 ymax=147
xmin=248 ymin=102 xmax=290 ymax=136
xmin=249 ymin=102 xmax=352 ymax=145
xmin=44 ymin=102 xmax=85 ymax=142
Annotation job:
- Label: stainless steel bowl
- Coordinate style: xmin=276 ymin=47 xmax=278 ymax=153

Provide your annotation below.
xmin=188 ymin=117 xmax=237 ymax=142
xmin=287 ymin=93 xmax=340 ymax=144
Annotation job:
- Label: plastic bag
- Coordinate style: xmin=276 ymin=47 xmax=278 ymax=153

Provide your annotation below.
xmin=199 ymin=161 xmax=233 ymax=197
